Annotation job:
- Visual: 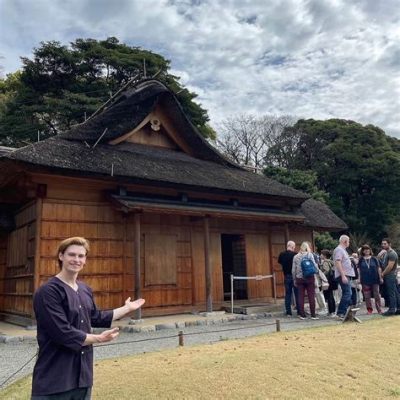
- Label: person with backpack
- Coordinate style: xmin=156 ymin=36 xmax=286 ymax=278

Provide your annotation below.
xmin=292 ymin=241 xmax=319 ymax=320
xmin=358 ymin=244 xmax=383 ymax=314
xmin=320 ymin=249 xmax=337 ymax=316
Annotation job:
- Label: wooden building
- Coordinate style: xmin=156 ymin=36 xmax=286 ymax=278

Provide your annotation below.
xmin=0 ymin=80 xmax=346 ymax=325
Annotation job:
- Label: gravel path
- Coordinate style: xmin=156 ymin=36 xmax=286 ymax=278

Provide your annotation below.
xmin=0 ymin=311 xmax=377 ymax=390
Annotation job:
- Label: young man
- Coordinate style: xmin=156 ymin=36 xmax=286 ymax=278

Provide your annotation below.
xmin=380 ymin=238 xmax=400 ymax=316
xmin=278 ymin=240 xmax=298 ymax=317
xmin=333 ymin=235 xmax=354 ymax=319
xmin=31 ymin=237 xmax=145 ymax=400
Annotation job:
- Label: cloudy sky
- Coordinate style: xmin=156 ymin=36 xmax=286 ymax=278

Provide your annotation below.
xmin=1 ymin=0 xmax=399 ymax=137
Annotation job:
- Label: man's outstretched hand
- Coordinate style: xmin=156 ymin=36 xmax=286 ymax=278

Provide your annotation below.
xmin=97 ymin=327 xmax=120 ymax=342
xmin=125 ymin=297 xmax=145 ymax=312
xmin=113 ymin=297 xmax=146 ymax=321
xmin=84 ymin=327 xmax=120 ymax=345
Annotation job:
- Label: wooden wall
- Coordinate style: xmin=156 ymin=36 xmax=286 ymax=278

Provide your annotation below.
xmin=38 ymin=192 xmax=195 ymax=312
xmin=191 ymin=229 xmax=223 ymax=305
xmin=0 ymin=176 xmax=316 ymax=318
xmin=0 ymin=234 xmax=8 ymax=313
xmin=0 ymin=202 xmax=36 ymax=316
xmin=133 ymin=214 xmax=193 ymax=309
xmin=40 ymin=198 xmax=126 ymax=310
xmin=270 ymin=228 xmax=286 ymax=298
xmin=245 ymin=234 xmax=272 ymax=299
xmin=270 ymin=225 xmax=314 ymax=298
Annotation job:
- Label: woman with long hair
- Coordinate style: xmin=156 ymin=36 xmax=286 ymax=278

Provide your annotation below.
xmin=292 ymin=242 xmax=319 ymax=320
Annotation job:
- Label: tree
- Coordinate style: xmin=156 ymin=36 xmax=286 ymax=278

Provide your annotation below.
xmin=0 ymin=37 xmax=214 ymax=146
xmin=215 ymin=114 xmax=296 ymax=168
xmin=267 ymin=119 xmax=400 ymax=245
xmin=263 ymin=166 xmax=328 ymax=202
xmin=314 ymin=232 xmax=337 ymax=252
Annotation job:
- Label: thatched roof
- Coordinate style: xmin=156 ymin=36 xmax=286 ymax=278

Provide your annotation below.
xmin=301 ymin=198 xmax=348 ymax=231
xmin=7 ymin=137 xmax=308 ymax=199
xmin=4 ymin=79 xmax=309 ymax=200
xmin=0 ymin=79 xmax=347 ymax=230
xmin=0 ymin=146 xmax=14 ymax=157
xmin=59 ymin=80 xmax=235 ymax=166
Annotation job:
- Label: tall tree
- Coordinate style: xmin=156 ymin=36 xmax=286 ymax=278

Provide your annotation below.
xmin=263 ymin=166 xmax=328 ymax=202
xmin=215 ymin=114 xmax=296 ymax=168
xmin=0 ymin=37 xmax=214 ymax=146
xmin=266 ymin=119 xmax=400 ymax=244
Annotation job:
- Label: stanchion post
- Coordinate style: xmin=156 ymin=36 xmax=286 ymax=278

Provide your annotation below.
xmin=231 ymin=274 xmax=234 ymax=314
xmin=178 ymin=331 xmax=184 ymax=346
xmin=275 ymin=319 xmax=281 ymax=332
xmin=273 ymin=272 xmax=277 ymax=304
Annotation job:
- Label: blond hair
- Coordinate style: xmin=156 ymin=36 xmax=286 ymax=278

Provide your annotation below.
xmin=300 ymin=241 xmax=311 ymax=253
xmin=57 ymin=237 xmax=90 ymax=269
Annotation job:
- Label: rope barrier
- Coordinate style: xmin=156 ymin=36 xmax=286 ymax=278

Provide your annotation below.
xmin=0 ymin=351 xmax=37 ymax=389
xmin=94 ymin=333 xmax=179 ymax=348
xmin=0 ymin=308 xmax=375 ymax=389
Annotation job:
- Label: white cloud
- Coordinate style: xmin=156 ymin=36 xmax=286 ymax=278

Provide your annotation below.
xmin=0 ymin=0 xmax=399 ymax=137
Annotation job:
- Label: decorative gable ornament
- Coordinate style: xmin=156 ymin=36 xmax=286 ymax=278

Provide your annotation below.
xmin=150 ymin=118 xmax=161 ymax=131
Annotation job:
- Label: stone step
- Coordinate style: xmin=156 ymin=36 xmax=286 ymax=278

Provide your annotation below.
xmin=224 ymin=305 xmax=278 ymax=315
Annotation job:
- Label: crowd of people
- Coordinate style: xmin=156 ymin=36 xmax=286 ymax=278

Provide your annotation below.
xmin=278 ymin=235 xmax=400 ymax=320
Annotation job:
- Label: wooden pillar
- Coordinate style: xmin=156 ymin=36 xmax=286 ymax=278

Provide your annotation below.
xmin=134 ymin=213 xmax=142 ymax=320
xmin=311 ymin=230 xmax=316 ymax=252
xmin=284 ymin=223 xmax=289 ymax=244
xmin=203 ymin=216 xmax=212 ymax=312
xmin=33 ymin=198 xmax=43 ymax=295
xmin=122 ymin=214 xmax=128 ymax=302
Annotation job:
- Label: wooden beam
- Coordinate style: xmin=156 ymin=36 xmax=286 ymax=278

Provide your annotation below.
xmin=203 ymin=216 xmax=212 ymax=312
xmin=134 ymin=212 xmax=142 ymax=320
xmin=108 ymin=114 xmax=153 ymax=145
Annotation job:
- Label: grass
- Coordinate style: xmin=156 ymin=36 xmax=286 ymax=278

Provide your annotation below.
xmin=2 ymin=317 xmax=400 ymax=399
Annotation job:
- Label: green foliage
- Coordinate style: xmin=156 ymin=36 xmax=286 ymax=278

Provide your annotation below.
xmin=263 ymin=166 xmax=328 ymax=201
xmin=314 ymin=232 xmax=337 ymax=252
xmin=0 ymin=37 xmax=212 ymax=146
xmin=385 ymin=219 xmax=400 ymax=252
xmin=348 ymin=232 xmax=373 ymax=253
xmin=267 ymin=119 xmax=400 ymax=245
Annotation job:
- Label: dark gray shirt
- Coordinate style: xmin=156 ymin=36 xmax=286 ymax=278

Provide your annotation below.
xmin=383 ymin=249 xmax=398 ymax=276
xmin=32 ymin=277 xmax=113 ymax=396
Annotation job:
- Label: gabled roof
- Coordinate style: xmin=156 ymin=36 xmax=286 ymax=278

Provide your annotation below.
xmin=7 ymin=137 xmax=309 ymax=199
xmin=4 ymin=79 xmax=309 ymax=201
xmin=59 ymin=79 xmax=235 ymax=166
xmin=0 ymin=79 xmax=348 ymax=230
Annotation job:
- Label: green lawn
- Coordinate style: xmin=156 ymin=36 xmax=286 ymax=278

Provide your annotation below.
xmin=2 ymin=317 xmax=400 ymax=399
